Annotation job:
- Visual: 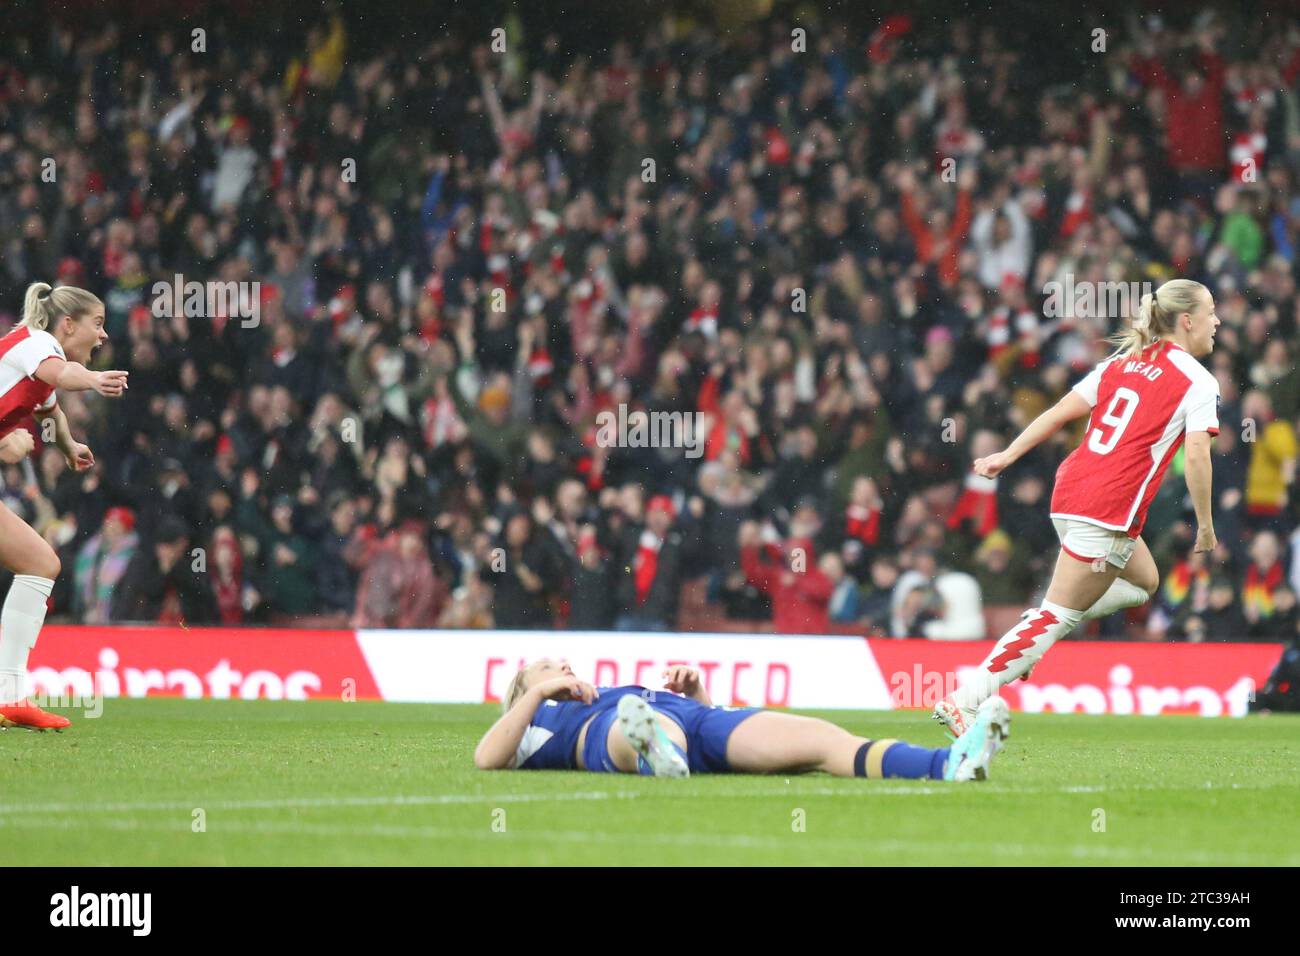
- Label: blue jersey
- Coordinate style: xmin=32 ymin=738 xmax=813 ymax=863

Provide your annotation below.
xmin=512 ymin=686 xmax=643 ymax=770
xmin=510 ymin=685 xmax=759 ymax=774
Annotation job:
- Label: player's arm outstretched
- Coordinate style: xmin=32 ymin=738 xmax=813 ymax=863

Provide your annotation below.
xmin=28 ymin=355 xmax=128 ymax=473
xmin=33 ymin=355 xmax=128 ymax=396
xmin=1184 ymin=430 xmax=1216 ymax=552
xmin=973 ymin=391 xmax=1092 ymax=478
xmin=473 ymin=676 xmax=598 ymax=770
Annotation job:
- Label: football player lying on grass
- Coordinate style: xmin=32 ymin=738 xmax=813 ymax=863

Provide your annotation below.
xmin=475 ymin=660 xmax=1010 ymax=782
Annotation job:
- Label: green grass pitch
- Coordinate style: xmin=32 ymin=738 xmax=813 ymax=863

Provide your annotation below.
xmin=4 ymin=699 xmax=1298 ymax=866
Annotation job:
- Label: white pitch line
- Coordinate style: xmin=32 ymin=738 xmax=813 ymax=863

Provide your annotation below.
xmin=0 ymin=787 xmax=933 ymax=816
xmin=0 ymin=778 xmax=1292 ymax=819
xmin=0 ymin=785 xmax=1095 ymax=816
xmin=3 ymin=815 xmax=1293 ymax=865
xmin=0 ymin=816 xmax=794 ymax=851
xmin=0 ymin=790 xmax=640 ymax=816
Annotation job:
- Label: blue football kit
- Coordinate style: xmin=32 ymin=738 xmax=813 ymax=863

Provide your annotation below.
xmin=511 ymin=685 xmax=759 ymax=774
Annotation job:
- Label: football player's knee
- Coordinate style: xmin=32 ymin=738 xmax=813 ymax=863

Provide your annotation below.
xmin=28 ymin=549 xmax=60 ymax=580
xmin=1130 ymin=567 xmax=1158 ymax=597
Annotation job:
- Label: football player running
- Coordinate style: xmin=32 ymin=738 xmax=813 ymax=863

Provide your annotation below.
xmin=0 ymin=282 xmax=128 ymax=730
xmin=935 ymin=278 xmax=1221 ymax=736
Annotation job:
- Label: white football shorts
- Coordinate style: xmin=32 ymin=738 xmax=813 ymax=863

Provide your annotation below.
xmin=1051 ymin=517 xmax=1137 ymax=570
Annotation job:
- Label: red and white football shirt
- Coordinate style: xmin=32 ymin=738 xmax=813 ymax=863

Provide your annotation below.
xmin=0 ymin=326 xmax=64 ymax=443
xmin=1050 ymin=340 xmax=1219 ymax=537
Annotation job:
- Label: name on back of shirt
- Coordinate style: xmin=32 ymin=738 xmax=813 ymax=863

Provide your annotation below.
xmin=1122 ymin=360 xmax=1163 ymax=382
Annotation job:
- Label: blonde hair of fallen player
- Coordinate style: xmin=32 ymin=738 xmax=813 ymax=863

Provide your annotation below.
xmin=0 ymin=283 xmax=129 ymax=708
xmin=957 ymin=281 xmax=1219 ymax=702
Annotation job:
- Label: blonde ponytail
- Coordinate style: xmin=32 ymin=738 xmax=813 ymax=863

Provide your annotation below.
xmin=20 ymin=281 xmax=103 ymax=333
xmin=502 ymin=667 xmax=532 ymax=713
xmin=1108 ymin=278 xmax=1206 ymax=360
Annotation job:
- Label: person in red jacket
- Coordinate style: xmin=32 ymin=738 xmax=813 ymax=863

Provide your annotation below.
xmin=1132 ymin=28 xmax=1226 ymax=200
xmin=738 ymin=502 xmax=835 ymax=634
xmin=896 ymin=163 xmax=975 ymax=290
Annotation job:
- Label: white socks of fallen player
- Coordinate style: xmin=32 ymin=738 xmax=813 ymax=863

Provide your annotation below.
xmin=1078 ymin=578 xmax=1151 ymax=623
xmin=951 ymin=599 xmax=1084 ymax=712
xmin=0 ymin=575 xmax=55 ymax=703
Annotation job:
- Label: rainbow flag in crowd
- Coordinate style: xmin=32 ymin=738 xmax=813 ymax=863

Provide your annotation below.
xmin=1163 ymin=560 xmax=1208 ymax=609
xmin=1243 ymin=562 xmax=1283 ymax=618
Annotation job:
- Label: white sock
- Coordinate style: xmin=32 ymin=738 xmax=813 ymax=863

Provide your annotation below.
xmin=1079 ymin=578 xmax=1151 ymax=623
xmin=952 ymin=599 xmax=1084 ymax=711
xmin=0 ymin=575 xmax=55 ymax=703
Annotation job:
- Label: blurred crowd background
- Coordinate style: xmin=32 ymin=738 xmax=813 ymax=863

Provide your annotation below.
xmin=0 ymin=0 xmax=1298 ymax=643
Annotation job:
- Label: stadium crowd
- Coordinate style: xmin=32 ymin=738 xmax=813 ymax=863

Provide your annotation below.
xmin=1 ymin=6 xmax=1298 ymax=643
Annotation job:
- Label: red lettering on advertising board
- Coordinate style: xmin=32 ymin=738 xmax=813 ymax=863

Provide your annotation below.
xmin=731 ymin=661 xmax=751 ymax=706
xmin=765 ymin=662 xmax=791 ymax=707
xmin=594 ymin=659 xmax=619 ymax=687
xmin=484 ymin=658 xmax=506 ymax=702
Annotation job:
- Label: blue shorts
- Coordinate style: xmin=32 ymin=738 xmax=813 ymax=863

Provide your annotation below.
xmin=580 ymin=691 xmax=760 ymax=774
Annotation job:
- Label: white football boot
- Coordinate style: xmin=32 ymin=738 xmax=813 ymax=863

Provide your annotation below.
xmin=617 ymin=694 xmax=690 ymax=778
xmin=944 ymin=696 xmax=1011 ymax=783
